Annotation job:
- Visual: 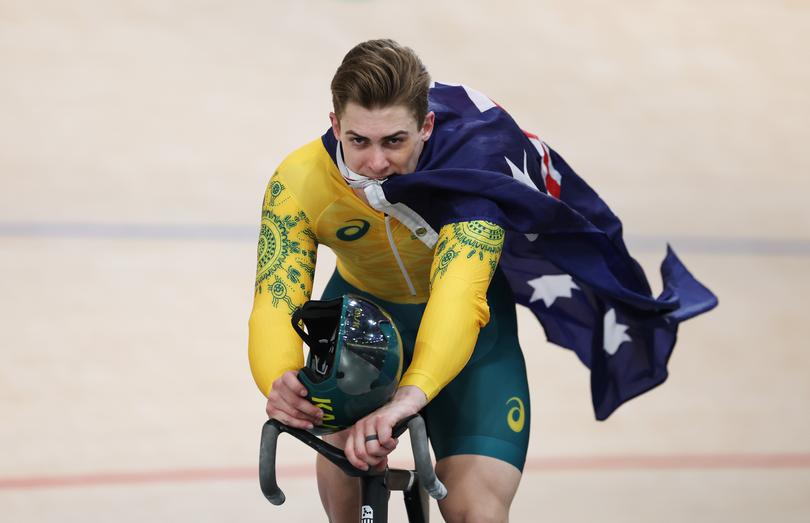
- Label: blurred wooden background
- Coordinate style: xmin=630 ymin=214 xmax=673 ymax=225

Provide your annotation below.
xmin=1 ymin=1 xmax=808 ymax=521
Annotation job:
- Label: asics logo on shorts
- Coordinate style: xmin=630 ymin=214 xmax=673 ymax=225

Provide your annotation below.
xmin=337 ymin=219 xmax=370 ymax=241
xmin=506 ymin=396 xmax=525 ymax=433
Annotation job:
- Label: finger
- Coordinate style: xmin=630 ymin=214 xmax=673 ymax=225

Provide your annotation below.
xmin=359 ymin=424 xmax=387 ymax=465
xmin=269 ymin=402 xmax=310 ymax=426
xmin=353 ymin=424 xmax=371 ymax=468
xmin=363 ymin=418 xmax=393 ymax=458
xmin=344 ymin=429 xmax=366 ymax=470
xmin=371 ymin=457 xmax=388 ymax=472
xmin=281 ymin=371 xmax=309 ymax=397
xmin=276 ymin=386 xmax=322 ymax=421
xmin=266 ymin=390 xmax=315 ymax=424
xmin=375 ymin=415 xmax=396 ymax=450
xmin=356 ymin=420 xmax=384 ymax=468
xmin=363 ymin=433 xmax=387 ymax=459
xmin=379 ymin=437 xmax=397 ymax=452
xmin=266 ymin=393 xmax=319 ymax=429
xmin=266 ymin=405 xmax=314 ymax=430
xmin=280 ymin=372 xmax=321 ymax=415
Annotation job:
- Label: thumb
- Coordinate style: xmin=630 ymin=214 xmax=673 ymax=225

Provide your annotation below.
xmin=372 ymin=457 xmax=388 ymax=472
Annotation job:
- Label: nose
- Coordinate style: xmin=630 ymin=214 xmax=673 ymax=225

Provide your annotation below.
xmin=366 ymin=147 xmax=390 ymax=177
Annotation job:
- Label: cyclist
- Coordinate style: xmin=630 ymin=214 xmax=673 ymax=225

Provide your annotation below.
xmin=249 ymin=39 xmax=528 ymax=522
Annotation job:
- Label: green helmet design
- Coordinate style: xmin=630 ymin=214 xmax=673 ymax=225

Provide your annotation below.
xmin=293 ymin=294 xmax=404 ymax=435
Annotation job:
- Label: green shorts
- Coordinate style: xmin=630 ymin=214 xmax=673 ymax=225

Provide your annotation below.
xmin=321 ymin=267 xmax=531 ymax=472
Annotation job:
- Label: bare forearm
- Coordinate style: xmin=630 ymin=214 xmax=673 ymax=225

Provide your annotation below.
xmin=392 ymin=385 xmax=428 ymax=412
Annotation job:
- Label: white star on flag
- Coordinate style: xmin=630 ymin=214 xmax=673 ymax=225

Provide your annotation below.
xmin=505 ymin=150 xmax=541 ymax=242
xmin=505 ymin=150 xmax=540 ymax=192
xmin=603 ymin=308 xmax=631 ymax=356
xmin=527 ymin=274 xmax=580 ymax=307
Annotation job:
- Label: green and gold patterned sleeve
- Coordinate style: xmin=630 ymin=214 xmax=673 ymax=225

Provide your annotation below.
xmin=248 ymin=175 xmax=318 ymax=397
xmin=400 ymin=220 xmax=504 ymax=400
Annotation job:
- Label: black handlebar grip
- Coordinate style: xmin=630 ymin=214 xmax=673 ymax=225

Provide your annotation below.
xmin=392 ymin=414 xmax=419 ymax=439
xmin=259 ymin=420 xmax=286 ymax=505
xmin=407 ymin=416 xmax=448 ymax=500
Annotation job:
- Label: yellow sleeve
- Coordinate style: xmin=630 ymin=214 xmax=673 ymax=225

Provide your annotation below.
xmin=399 ymin=220 xmax=504 ymax=401
xmin=248 ymin=174 xmax=318 ymax=397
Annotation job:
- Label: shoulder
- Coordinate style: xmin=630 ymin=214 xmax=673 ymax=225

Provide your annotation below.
xmin=275 ymin=138 xmax=335 ymax=184
xmin=428 ymin=82 xmax=529 ymax=139
xmin=269 ymin=137 xmax=343 ymax=216
xmin=417 ymin=83 xmax=537 ymax=173
xmin=428 ymin=82 xmax=501 ymax=115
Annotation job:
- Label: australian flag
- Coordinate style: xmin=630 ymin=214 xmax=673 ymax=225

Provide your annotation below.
xmin=323 ymin=82 xmax=718 ymax=420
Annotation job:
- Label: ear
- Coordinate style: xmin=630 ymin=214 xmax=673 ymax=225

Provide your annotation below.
xmin=420 ymin=111 xmax=435 ymax=141
xmin=329 ymin=112 xmax=342 ymax=140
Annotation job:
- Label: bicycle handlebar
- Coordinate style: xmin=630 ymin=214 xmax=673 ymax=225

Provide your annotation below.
xmin=258 ymin=421 xmax=285 ymax=505
xmin=259 ymin=414 xmax=446 ymax=505
xmin=406 ymin=415 xmax=447 ymax=500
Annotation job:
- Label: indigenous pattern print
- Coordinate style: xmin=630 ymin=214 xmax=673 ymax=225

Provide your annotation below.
xmin=430 ymin=220 xmax=504 ymax=289
xmin=255 ymin=176 xmax=318 ymax=311
xmin=431 ymin=236 xmax=458 ymax=284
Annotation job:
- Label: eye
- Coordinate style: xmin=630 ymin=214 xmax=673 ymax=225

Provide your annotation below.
xmin=350 ymin=137 xmax=367 ymax=146
xmin=387 ymin=137 xmax=403 ymax=145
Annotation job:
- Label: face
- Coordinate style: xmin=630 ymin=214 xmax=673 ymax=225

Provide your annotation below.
xmin=330 ymin=102 xmax=435 ymax=179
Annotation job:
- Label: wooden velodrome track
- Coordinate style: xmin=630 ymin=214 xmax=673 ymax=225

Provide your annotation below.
xmin=1 ymin=1 xmax=808 ymax=521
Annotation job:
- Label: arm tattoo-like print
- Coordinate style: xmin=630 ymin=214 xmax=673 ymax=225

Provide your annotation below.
xmin=430 ymin=220 xmax=504 ymax=288
xmin=255 ymin=178 xmax=318 ymax=312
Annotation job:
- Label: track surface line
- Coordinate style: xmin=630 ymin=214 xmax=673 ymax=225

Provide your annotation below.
xmin=2 ymin=453 xmax=809 ymax=491
xmin=2 ymin=220 xmax=808 ymax=255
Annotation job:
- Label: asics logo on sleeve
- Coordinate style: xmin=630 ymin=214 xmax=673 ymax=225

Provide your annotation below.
xmin=336 ymin=219 xmax=371 ymax=241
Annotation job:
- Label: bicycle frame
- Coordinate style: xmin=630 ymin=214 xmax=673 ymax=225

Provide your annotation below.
xmin=259 ymin=414 xmax=446 ymax=523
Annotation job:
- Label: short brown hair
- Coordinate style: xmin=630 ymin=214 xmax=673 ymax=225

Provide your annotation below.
xmin=331 ymin=39 xmax=431 ymax=124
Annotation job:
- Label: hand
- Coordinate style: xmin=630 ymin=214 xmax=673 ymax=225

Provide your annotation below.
xmin=265 ymin=370 xmax=323 ymax=430
xmin=344 ymin=386 xmax=428 ymax=471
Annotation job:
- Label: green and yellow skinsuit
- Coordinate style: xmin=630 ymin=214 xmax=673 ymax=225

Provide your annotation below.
xmin=249 ymin=139 xmax=530 ymax=470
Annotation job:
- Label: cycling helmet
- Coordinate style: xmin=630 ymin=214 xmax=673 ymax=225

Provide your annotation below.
xmin=293 ymin=294 xmax=403 ymax=435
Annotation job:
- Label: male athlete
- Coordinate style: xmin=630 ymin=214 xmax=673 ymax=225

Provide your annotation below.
xmin=249 ymin=39 xmax=528 ymax=522
xmin=249 ymin=39 xmax=716 ymax=523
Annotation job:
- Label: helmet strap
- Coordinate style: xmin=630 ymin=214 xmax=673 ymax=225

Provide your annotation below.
xmin=291 ymin=298 xmax=343 ymax=379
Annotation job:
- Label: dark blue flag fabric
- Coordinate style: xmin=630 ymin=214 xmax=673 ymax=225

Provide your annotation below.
xmin=322 ymin=82 xmax=718 ymax=420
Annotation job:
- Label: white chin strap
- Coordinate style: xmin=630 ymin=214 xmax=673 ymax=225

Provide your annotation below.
xmin=344 ymin=168 xmax=379 ymax=189
xmin=333 ymin=139 xmax=439 ymax=248
xmin=336 ymin=142 xmax=386 ymax=188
